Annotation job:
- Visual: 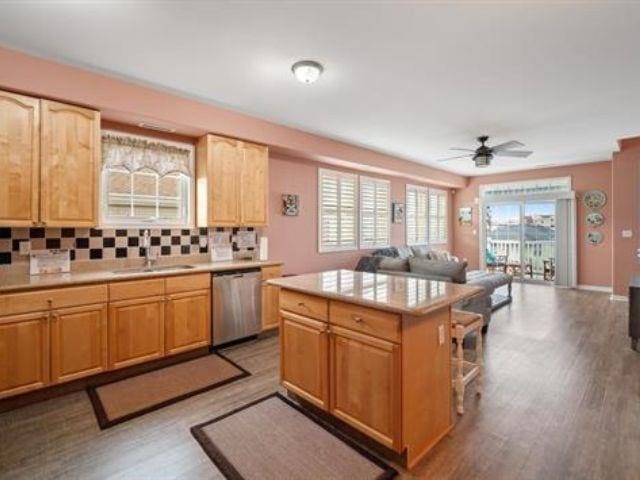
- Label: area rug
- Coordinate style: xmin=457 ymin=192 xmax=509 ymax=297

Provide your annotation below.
xmin=191 ymin=393 xmax=397 ymax=480
xmin=87 ymin=353 xmax=249 ymax=429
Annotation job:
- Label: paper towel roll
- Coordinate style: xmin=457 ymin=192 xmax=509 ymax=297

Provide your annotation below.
xmin=259 ymin=237 xmax=268 ymax=260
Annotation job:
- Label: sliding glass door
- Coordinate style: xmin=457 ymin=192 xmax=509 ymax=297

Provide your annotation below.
xmin=484 ymin=201 xmax=556 ymax=282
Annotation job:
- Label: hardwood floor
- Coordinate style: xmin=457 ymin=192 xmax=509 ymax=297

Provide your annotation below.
xmin=0 ymin=283 xmax=638 ymax=479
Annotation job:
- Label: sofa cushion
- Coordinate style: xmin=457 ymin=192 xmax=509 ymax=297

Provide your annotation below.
xmin=378 ymin=257 xmax=410 ymax=272
xmin=409 ymin=257 xmax=468 ymax=284
xmin=396 ymin=246 xmax=414 ymax=259
xmin=410 ymin=245 xmax=431 ymax=258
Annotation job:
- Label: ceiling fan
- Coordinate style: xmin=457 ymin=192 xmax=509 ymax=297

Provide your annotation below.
xmin=438 ymin=135 xmax=533 ymax=168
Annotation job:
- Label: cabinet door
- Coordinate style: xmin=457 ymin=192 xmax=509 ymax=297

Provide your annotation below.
xmin=329 ymin=325 xmax=401 ymax=451
xmin=108 ymin=296 xmax=165 ymax=370
xmin=0 ymin=312 xmax=49 ymax=399
xmin=239 ymin=142 xmax=268 ymax=226
xmin=261 ymin=284 xmax=280 ymax=331
xmin=0 ymin=90 xmax=39 ymax=226
xmin=280 ymin=311 xmax=329 ymax=410
xmin=40 ymin=100 xmax=100 ymax=227
xmin=50 ymin=303 xmax=108 ymax=384
xmin=165 ymin=289 xmax=211 ymax=355
xmin=208 ymin=136 xmax=242 ymax=226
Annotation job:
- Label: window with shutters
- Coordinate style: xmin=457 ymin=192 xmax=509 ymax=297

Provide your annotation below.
xmin=359 ymin=176 xmax=391 ymax=249
xmin=428 ymin=188 xmax=448 ymax=244
xmin=406 ymin=184 xmax=429 ymax=245
xmin=318 ymin=169 xmax=358 ymax=252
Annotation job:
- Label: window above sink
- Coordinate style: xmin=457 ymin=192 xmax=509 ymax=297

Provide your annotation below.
xmin=101 ymin=130 xmax=195 ymax=228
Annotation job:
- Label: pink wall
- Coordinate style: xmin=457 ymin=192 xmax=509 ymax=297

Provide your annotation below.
xmin=0 ymin=46 xmax=464 ymax=189
xmin=452 ymin=161 xmax=612 ymax=287
xmin=265 ymin=155 xmax=452 ymax=275
xmin=611 ymin=137 xmax=640 ymax=295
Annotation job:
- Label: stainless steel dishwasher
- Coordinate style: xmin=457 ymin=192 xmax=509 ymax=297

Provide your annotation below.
xmin=211 ymin=268 xmax=262 ymax=346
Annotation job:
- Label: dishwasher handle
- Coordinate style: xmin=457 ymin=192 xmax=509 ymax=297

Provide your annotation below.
xmin=212 ymin=267 xmax=262 ymax=277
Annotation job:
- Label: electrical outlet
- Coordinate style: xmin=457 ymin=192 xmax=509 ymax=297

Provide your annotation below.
xmin=438 ymin=324 xmax=445 ymax=345
xmin=19 ymin=241 xmax=30 ymax=256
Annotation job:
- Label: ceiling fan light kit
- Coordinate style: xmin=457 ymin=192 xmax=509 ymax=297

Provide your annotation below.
xmin=439 ymin=135 xmax=533 ymax=168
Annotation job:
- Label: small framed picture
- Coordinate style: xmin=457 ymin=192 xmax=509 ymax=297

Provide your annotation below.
xmin=392 ymin=202 xmax=405 ymax=224
xmin=458 ymin=207 xmax=472 ymax=226
xmin=282 ymin=194 xmax=300 ymax=216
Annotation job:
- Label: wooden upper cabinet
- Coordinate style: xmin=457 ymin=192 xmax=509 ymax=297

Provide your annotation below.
xmin=0 ymin=311 xmax=50 ymax=399
xmin=40 ymin=100 xmax=100 ymax=227
xmin=196 ymin=134 xmax=268 ymax=227
xmin=239 ymin=142 xmax=268 ymax=226
xmin=50 ymin=303 xmax=108 ymax=384
xmin=0 ymin=90 xmax=40 ymax=226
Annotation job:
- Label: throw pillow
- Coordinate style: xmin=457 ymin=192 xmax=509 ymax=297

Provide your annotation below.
xmin=396 ymin=246 xmax=414 ymax=259
xmin=409 ymin=257 xmax=468 ymax=284
xmin=411 ymin=245 xmax=431 ymax=258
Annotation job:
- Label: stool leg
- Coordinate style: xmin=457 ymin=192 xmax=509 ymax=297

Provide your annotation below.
xmin=455 ymin=327 xmax=465 ymax=415
xmin=475 ymin=327 xmax=484 ymax=396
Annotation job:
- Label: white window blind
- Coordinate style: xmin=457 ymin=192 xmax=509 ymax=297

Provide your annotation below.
xmin=318 ymin=169 xmax=358 ymax=252
xmin=359 ymin=177 xmax=390 ymax=248
xmin=406 ymin=185 xmax=429 ymax=245
xmin=428 ymin=189 xmax=448 ymax=244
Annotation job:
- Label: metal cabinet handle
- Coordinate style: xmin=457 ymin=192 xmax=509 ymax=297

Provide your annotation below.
xmin=353 ymin=316 xmax=364 ymax=323
xmin=297 ymin=302 xmax=306 ymax=308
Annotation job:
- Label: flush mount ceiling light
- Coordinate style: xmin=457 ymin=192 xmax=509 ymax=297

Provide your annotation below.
xmin=291 ymin=60 xmax=324 ymax=84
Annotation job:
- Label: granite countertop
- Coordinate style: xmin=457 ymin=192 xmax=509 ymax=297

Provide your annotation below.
xmin=0 ymin=259 xmax=283 ymax=293
xmin=268 ymin=269 xmax=483 ymax=316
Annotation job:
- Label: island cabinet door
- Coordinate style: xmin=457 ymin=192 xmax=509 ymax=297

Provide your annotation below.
xmin=280 ymin=311 xmax=329 ymax=410
xmin=329 ymin=325 xmax=402 ymax=452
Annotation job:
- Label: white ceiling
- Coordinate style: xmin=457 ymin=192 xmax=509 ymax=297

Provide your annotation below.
xmin=1 ymin=1 xmax=639 ymax=176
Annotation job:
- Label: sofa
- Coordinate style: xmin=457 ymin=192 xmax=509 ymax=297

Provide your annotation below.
xmin=355 ymin=246 xmax=512 ymax=331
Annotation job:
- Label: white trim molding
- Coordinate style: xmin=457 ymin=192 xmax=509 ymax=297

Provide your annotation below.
xmin=610 ymin=294 xmax=629 ymax=302
xmin=576 ymin=284 xmax=613 ymax=293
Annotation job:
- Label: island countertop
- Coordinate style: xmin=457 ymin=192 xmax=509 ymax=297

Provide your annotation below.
xmin=268 ymin=269 xmax=482 ymax=316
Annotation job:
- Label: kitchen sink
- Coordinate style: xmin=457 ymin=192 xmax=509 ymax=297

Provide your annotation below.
xmin=112 ymin=264 xmax=197 ymax=274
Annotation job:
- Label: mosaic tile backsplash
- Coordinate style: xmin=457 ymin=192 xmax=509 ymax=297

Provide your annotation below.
xmin=0 ymin=227 xmax=257 ymax=265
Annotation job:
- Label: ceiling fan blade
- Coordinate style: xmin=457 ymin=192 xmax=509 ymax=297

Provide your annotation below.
xmin=491 ymin=140 xmax=525 ymax=152
xmin=437 ymin=154 xmax=473 ymax=162
xmin=450 ymin=147 xmax=476 ymax=152
xmin=493 ymin=150 xmax=533 ymax=158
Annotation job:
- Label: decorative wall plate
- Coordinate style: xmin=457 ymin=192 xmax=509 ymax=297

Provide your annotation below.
xmin=586 ymin=211 xmax=604 ymax=228
xmin=586 ymin=231 xmax=604 ymax=245
xmin=583 ymin=189 xmax=607 ymax=209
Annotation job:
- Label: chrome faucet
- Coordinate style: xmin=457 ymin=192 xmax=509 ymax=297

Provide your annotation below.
xmin=142 ymin=229 xmax=156 ymax=268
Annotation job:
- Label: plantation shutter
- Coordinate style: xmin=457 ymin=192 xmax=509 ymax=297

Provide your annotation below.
xmin=406 ymin=185 xmax=429 ymax=245
xmin=360 ymin=177 xmax=390 ymax=248
xmin=428 ymin=189 xmax=448 ymax=244
xmin=319 ymin=169 xmax=358 ymax=252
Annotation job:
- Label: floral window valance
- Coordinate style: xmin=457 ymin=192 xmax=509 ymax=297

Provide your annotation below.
xmin=101 ymin=132 xmax=193 ymax=177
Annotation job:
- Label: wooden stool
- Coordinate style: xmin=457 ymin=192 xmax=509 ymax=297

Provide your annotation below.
xmin=451 ymin=310 xmax=484 ymax=415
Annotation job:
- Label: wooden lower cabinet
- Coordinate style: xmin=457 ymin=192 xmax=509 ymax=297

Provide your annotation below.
xmin=50 ymin=303 xmax=108 ymax=384
xmin=0 ymin=312 xmax=50 ymax=399
xmin=329 ymin=325 xmax=402 ymax=451
xmin=108 ymin=296 xmax=165 ymax=370
xmin=261 ymin=284 xmax=280 ymax=331
xmin=165 ymin=289 xmax=211 ymax=355
xmin=280 ymin=311 xmax=329 ymax=410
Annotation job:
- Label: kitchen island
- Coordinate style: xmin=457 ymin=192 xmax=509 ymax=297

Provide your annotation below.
xmin=267 ymin=269 xmax=482 ymax=469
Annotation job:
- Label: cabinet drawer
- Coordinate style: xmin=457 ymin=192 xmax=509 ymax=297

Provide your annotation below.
xmin=109 ymin=278 xmax=165 ymax=301
xmin=329 ymin=301 xmax=401 ymax=343
xmin=280 ymin=289 xmax=328 ymax=322
xmin=165 ymin=273 xmax=210 ymax=294
xmin=0 ymin=284 xmax=108 ymax=316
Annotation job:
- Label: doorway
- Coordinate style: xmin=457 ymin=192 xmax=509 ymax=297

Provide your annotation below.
xmin=484 ymin=201 xmax=556 ymax=282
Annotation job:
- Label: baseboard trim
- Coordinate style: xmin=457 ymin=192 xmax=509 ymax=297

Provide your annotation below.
xmin=576 ymin=284 xmax=613 ymax=293
xmin=610 ymin=294 xmax=629 ymax=302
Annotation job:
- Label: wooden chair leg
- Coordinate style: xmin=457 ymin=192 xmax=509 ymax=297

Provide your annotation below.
xmin=475 ymin=327 xmax=484 ymax=396
xmin=455 ymin=328 xmax=465 ymax=415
